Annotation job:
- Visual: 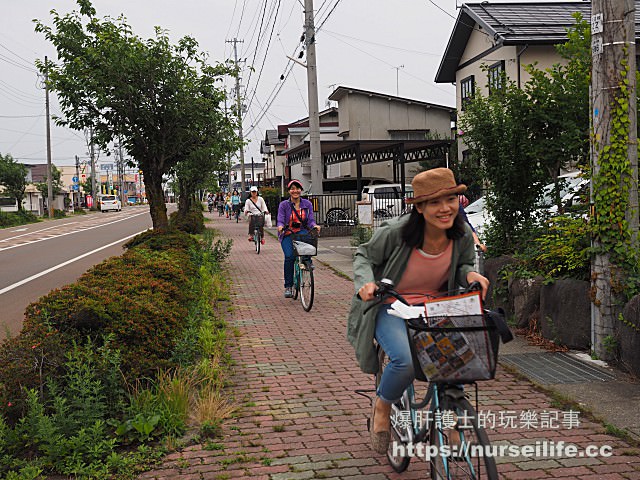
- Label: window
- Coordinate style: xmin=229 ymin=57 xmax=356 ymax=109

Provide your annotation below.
xmin=488 ymin=61 xmax=505 ymax=94
xmin=460 ymin=75 xmax=475 ymax=111
xmin=389 ymin=130 xmax=428 ymax=141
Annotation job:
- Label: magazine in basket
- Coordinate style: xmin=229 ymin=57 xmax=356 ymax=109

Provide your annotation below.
xmin=413 ymin=292 xmax=495 ymax=382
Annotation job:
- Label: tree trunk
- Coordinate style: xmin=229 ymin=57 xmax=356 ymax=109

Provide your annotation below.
xmin=144 ymin=171 xmax=169 ymax=231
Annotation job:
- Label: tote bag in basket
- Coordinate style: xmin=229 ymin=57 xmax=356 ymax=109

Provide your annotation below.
xmin=292 ymin=232 xmax=317 ymax=256
xmin=408 ymin=292 xmax=499 ymax=384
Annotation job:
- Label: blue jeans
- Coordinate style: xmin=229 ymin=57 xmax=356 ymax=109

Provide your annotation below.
xmin=281 ymin=234 xmax=296 ymax=288
xmin=375 ymin=306 xmax=415 ymax=403
xmin=281 ymin=230 xmax=311 ymax=288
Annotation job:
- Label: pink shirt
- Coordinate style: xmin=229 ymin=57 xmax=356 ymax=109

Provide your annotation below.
xmin=387 ymin=241 xmax=453 ymax=305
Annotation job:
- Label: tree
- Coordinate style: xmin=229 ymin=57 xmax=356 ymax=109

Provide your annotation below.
xmin=524 ymin=13 xmax=591 ymax=209
xmin=0 ymin=153 xmax=28 ymax=211
xmin=458 ymin=14 xmax=593 ymax=253
xmin=458 ymin=78 xmax=545 ymax=253
xmin=36 ymin=165 xmax=64 ymax=205
xmin=34 ymin=0 xmax=239 ymax=231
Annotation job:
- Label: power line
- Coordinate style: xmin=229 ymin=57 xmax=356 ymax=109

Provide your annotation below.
xmin=0 ymin=52 xmax=37 ymax=73
xmin=427 ymin=0 xmax=456 ymax=20
xmin=316 ymin=0 xmax=343 ymax=32
xmin=244 ymin=0 xmax=283 ymax=112
xmin=321 ymin=29 xmax=443 ymax=57
xmin=321 ymin=30 xmax=455 ymax=99
xmin=0 ymin=41 xmax=37 ymax=70
xmin=0 ymin=114 xmax=45 ymax=118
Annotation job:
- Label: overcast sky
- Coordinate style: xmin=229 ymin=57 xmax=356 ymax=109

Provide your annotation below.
xmin=0 ymin=0 xmax=567 ymax=172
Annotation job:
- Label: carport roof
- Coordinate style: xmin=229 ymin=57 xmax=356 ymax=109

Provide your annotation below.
xmin=284 ymin=139 xmax=452 ymax=166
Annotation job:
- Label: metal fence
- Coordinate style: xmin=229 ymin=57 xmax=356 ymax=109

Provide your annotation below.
xmin=261 ymin=190 xmax=415 ymax=236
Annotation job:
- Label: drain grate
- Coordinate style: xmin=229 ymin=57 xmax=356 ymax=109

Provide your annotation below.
xmin=500 ymin=352 xmax=615 ymax=384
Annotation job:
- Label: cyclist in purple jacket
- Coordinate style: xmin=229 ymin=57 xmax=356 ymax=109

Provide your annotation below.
xmin=276 ymin=179 xmax=321 ymax=298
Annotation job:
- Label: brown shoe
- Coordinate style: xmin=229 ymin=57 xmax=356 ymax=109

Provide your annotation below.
xmin=370 ymin=399 xmax=390 ymax=454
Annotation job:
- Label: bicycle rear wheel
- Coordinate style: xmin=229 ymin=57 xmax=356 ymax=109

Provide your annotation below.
xmin=429 ymin=394 xmax=497 ymax=480
xmin=299 ymin=264 xmax=314 ymax=311
xmin=375 ymin=348 xmax=411 ymax=473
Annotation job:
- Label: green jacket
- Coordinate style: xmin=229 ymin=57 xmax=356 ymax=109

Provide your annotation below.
xmin=347 ymin=215 xmax=476 ymax=374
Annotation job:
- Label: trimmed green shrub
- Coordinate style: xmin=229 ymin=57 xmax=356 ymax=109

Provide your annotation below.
xmin=0 ymin=210 xmax=40 ymax=228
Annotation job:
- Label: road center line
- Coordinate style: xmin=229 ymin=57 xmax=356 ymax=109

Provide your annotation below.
xmin=0 ymin=230 xmax=147 ymax=295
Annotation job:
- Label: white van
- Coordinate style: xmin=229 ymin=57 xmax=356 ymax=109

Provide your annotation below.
xmin=361 ymin=184 xmax=413 ymax=219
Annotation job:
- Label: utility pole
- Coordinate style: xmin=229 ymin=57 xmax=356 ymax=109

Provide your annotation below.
xmin=251 ymin=156 xmax=255 ymax=186
xmin=118 ymin=139 xmax=126 ymax=207
xmin=227 ymin=38 xmax=246 ymax=197
xmin=89 ymin=126 xmax=96 ymax=204
xmin=304 ymin=0 xmax=323 ymax=194
xmin=590 ymin=0 xmax=637 ymax=360
xmin=75 ymin=155 xmax=80 ymax=209
xmin=44 ymin=56 xmax=53 ymax=218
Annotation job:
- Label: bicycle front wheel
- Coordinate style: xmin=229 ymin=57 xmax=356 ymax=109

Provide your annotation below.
xmin=292 ymin=262 xmax=300 ymax=300
xmin=429 ymin=395 xmax=497 ymax=480
xmin=254 ymin=229 xmax=260 ymax=254
xmin=299 ymin=265 xmax=314 ymax=311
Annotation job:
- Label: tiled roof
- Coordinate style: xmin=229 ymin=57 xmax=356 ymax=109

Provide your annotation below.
xmin=435 ymin=1 xmax=640 ymax=83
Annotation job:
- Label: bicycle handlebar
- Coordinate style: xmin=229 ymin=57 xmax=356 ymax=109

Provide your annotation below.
xmin=360 ymin=279 xmax=483 ymax=315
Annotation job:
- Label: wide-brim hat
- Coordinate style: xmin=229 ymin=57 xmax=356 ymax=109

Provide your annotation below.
xmin=406 ymin=168 xmax=466 ymax=204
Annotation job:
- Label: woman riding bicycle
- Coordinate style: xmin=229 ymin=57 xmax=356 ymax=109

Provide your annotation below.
xmin=276 ymin=179 xmax=320 ymax=298
xmin=231 ymin=189 xmax=242 ymax=219
xmin=346 ymin=168 xmax=489 ymax=455
xmin=244 ymin=186 xmax=269 ymax=243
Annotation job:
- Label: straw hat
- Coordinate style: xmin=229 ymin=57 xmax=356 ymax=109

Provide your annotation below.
xmin=406 ymin=168 xmax=466 ymax=204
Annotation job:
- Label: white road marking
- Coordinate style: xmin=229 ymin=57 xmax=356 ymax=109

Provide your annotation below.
xmin=0 ymin=230 xmax=147 ymax=295
xmin=0 ymin=212 xmax=148 ymax=252
xmin=2 ymin=223 xmax=78 ymax=241
xmin=10 ymin=228 xmax=28 ymax=232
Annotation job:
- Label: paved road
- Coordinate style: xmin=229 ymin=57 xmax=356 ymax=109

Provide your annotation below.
xmin=0 ymin=206 xmax=156 ymax=339
xmin=141 ymin=215 xmax=640 ymax=479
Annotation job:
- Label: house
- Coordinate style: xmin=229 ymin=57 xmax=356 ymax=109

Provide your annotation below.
xmin=277 ymin=107 xmax=341 ymax=191
xmin=275 ymin=87 xmax=455 ymax=193
xmin=326 ymin=86 xmax=455 ymax=181
xmin=435 ymin=1 xmax=640 ymax=160
xmin=261 ymin=129 xmax=287 ymax=192
xmin=229 ymin=161 xmax=266 ymax=190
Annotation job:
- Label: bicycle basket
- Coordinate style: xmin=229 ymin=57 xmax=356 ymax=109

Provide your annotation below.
xmin=252 ymin=214 xmax=265 ymax=228
xmin=291 ymin=232 xmax=318 ymax=256
xmin=406 ymin=292 xmax=499 ymax=384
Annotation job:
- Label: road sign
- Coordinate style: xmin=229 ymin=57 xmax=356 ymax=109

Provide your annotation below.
xmin=72 ymin=176 xmax=79 ymax=183
xmin=100 ymin=163 xmax=114 ymax=171
xmin=72 ymin=185 xmax=79 ymax=191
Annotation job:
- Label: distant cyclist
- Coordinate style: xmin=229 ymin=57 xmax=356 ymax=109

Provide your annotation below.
xmin=458 ymin=194 xmax=487 ymax=253
xmin=231 ymin=189 xmax=241 ymax=220
xmin=244 ymin=186 xmax=269 ymax=243
xmin=276 ymin=179 xmax=320 ymax=298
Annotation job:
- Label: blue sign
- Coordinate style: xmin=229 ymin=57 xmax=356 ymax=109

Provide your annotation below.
xmin=72 ymin=176 xmax=79 ymax=182
xmin=72 ymin=185 xmax=79 ymax=191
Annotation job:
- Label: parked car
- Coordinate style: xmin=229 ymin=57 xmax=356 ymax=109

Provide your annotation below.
xmin=466 ymin=174 xmax=584 ymax=236
xmin=100 ymin=195 xmax=121 ymax=212
xmin=361 ymin=183 xmax=413 ymax=219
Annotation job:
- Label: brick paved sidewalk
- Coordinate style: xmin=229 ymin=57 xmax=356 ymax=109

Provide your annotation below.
xmin=141 ymin=215 xmax=640 ymax=480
